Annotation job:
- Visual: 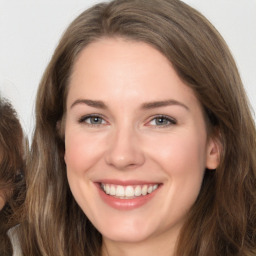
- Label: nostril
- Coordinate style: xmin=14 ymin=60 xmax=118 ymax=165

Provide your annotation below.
xmin=105 ymin=151 xmax=145 ymax=170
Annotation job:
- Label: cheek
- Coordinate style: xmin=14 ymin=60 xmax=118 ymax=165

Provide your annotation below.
xmin=64 ymin=137 xmax=84 ymax=174
xmin=173 ymin=136 xmax=206 ymax=170
xmin=162 ymin=135 xmax=207 ymax=208
xmin=64 ymin=129 xmax=105 ymax=173
xmin=64 ymin=130 xmax=100 ymax=214
xmin=147 ymin=129 xmax=207 ymax=201
xmin=148 ymin=130 xmax=207 ymax=172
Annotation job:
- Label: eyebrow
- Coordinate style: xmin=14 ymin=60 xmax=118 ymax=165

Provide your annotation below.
xmin=141 ymin=99 xmax=189 ymax=111
xmin=70 ymin=98 xmax=189 ymax=111
xmin=70 ymin=99 xmax=107 ymax=109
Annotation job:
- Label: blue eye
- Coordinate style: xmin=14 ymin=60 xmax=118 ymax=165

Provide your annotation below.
xmin=149 ymin=116 xmax=176 ymax=127
xmin=79 ymin=115 xmax=107 ymax=126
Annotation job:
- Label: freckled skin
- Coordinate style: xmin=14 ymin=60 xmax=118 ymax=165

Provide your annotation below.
xmin=64 ymin=38 xmax=220 ymax=255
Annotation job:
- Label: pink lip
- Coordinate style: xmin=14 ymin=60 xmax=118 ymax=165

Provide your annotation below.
xmin=95 ymin=181 xmax=161 ymax=211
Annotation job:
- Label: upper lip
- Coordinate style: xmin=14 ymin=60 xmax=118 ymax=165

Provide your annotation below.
xmin=95 ymin=179 xmax=162 ymax=186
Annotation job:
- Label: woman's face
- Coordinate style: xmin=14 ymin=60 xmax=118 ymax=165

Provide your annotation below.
xmin=64 ymin=38 xmax=219 ymax=245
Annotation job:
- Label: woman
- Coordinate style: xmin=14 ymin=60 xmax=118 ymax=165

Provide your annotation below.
xmin=0 ymin=96 xmax=26 ymax=256
xmin=19 ymin=0 xmax=256 ymax=255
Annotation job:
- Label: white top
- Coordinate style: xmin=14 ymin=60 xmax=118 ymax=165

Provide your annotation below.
xmin=8 ymin=226 xmax=22 ymax=256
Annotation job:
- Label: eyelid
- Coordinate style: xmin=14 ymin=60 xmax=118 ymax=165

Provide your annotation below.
xmin=146 ymin=114 xmax=177 ymax=127
xmin=78 ymin=113 xmax=108 ymax=125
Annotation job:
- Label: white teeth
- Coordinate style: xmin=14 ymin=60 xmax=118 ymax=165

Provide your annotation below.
xmin=105 ymin=184 xmax=110 ymax=194
xmin=110 ymin=185 xmax=115 ymax=195
xmin=141 ymin=185 xmax=148 ymax=195
xmin=134 ymin=186 xmax=142 ymax=196
xmin=101 ymin=183 xmax=159 ymax=198
xmin=116 ymin=185 xmax=125 ymax=197
xmin=125 ymin=186 xmax=134 ymax=197
xmin=147 ymin=186 xmax=153 ymax=193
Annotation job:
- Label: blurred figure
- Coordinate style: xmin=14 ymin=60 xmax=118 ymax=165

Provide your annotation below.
xmin=0 ymin=95 xmax=26 ymax=256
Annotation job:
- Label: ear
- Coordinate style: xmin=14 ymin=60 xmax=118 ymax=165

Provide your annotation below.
xmin=205 ymin=135 xmax=221 ymax=170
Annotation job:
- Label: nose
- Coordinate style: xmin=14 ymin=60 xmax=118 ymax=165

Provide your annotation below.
xmin=104 ymin=126 xmax=145 ymax=170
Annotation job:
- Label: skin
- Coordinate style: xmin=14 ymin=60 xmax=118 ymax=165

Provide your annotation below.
xmin=0 ymin=194 xmax=5 ymax=210
xmin=64 ymin=38 xmax=220 ymax=256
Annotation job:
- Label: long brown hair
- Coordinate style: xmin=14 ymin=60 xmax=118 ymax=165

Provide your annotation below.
xmin=0 ymin=96 xmax=26 ymax=256
xmin=20 ymin=0 xmax=256 ymax=255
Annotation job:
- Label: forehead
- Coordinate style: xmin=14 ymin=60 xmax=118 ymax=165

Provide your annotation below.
xmin=67 ymin=38 xmax=199 ymax=110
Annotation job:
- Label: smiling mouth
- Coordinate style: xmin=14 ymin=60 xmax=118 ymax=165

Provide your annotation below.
xmin=100 ymin=183 xmax=159 ymax=199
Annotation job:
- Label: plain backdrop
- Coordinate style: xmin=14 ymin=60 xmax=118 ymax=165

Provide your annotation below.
xmin=0 ymin=0 xmax=255 ymax=139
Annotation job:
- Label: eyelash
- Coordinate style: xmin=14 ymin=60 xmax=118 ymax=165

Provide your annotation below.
xmin=147 ymin=115 xmax=177 ymax=127
xmin=78 ymin=114 xmax=177 ymax=128
xmin=78 ymin=114 xmax=107 ymax=126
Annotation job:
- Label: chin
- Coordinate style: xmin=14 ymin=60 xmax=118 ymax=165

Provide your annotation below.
xmin=102 ymin=229 xmax=150 ymax=243
xmin=98 ymin=220 xmax=156 ymax=243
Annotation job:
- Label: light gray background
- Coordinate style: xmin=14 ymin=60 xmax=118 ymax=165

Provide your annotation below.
xmin=0 ymin=0 xmax=255 ymax=139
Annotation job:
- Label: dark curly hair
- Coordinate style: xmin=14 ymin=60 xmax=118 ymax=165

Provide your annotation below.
xmin=0 ymin=96 xmax=26 ymax=256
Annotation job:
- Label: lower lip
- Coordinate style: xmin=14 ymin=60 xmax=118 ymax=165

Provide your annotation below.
xmin=96 ymin=184 xmax=160 ymax=210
